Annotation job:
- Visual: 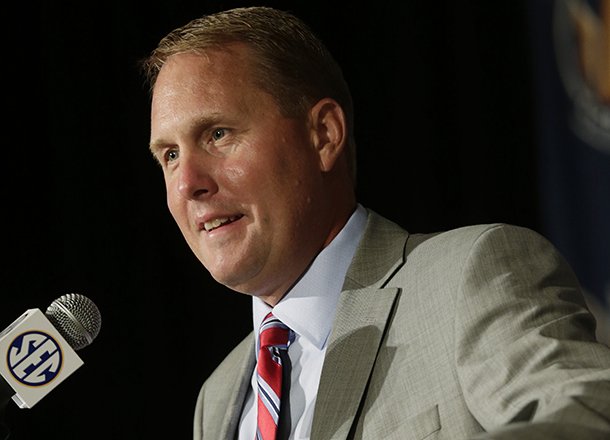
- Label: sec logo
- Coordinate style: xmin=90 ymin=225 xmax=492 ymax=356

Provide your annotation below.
xmin=6 ymin=330 xmax=63 ymax=386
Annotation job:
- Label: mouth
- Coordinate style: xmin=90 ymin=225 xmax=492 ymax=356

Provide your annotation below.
xmin=202 ymin=214 xmax=243 ymax=232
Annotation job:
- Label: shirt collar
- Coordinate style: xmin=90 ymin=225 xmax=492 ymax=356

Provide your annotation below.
xmin=253 ymin=204 xmax=368 ymax=350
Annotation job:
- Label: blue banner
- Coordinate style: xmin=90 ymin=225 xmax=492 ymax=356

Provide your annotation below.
xmin=526 ymin=0 xmax=609 ymax=334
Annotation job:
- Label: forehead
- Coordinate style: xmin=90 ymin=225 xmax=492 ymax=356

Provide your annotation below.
xmin=155 ymin=44 xmax=254 ymax=92
xmin=151 ymin=46 xmax=269 ymax=118
xmin=149 ymin=44 xmax=285 ymax=144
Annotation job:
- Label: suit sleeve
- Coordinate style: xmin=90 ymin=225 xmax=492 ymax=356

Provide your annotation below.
xmin=193 ymin=382 xmax=205 ymax=440
xmin=453 ymin=224 xmax=610 ymax=439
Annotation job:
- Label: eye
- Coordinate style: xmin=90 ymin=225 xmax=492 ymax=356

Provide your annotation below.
xmin=204 ymin=127 xmax=234 ymax=157
xmin=165 ymin=148 xmax=179 ymax=163
xmin=211 ymin=128 xmax=226 ymax=141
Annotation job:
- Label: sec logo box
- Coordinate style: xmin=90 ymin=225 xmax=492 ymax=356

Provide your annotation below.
xmin=7 ymin=330 xmax=63 ymax=386
xmin=0 ymin=308 xmax=83 ymax=408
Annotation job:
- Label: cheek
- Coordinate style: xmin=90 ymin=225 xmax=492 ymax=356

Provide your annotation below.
xmin=165 ymin=182 xmax=186 ymax=224
xmin=223 ymin=165 xmax=246 ymax=184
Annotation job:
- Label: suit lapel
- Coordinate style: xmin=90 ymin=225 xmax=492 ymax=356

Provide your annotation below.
xmin=310 ymin=286 xmax=400 ymax=440
xmin=207 ymin=335 xmax=256 ymax=439
xmin=310 ymin=210 xmax=411 ymax=439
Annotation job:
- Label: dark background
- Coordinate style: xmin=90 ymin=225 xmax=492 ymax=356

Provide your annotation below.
xmin=2 ymin=1 xmax=606 ymax=439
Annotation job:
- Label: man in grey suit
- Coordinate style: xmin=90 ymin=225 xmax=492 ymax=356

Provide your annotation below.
xmin=142 ymin=6 xmax=610 ymax=439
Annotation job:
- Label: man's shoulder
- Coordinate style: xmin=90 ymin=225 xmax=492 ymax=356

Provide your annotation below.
xmin=408 ymin=222 xmax=550 ymax=255
xmin=366 ymin=209 xmax=544 ymax=248
xmin=388 ymin=221 xmax=559 ymax=279
xmin=363 ymin=210 xmax=554 ymax=278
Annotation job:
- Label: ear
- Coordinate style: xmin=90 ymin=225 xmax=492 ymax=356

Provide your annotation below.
xmin=309 ymin=98 xmax=347 ymax=172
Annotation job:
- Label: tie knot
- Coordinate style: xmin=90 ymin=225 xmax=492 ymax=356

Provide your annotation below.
xmin=259 ymin=312 xmax=291 ymax=350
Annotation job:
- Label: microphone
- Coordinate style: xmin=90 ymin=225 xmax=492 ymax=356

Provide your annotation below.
xmin=0 ymin=293 xmax=101 ymax=409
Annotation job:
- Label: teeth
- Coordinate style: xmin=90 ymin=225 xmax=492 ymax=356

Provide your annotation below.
xmin=203 ymin=215 xmax=240 ymax=232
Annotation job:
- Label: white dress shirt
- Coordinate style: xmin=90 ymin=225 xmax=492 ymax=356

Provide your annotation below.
xmin=237 ymin=204 xmax=368 ymax=439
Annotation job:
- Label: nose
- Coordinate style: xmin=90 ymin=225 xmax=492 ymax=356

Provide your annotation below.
xmin=175 ymin=149 xmax=219 ymax=200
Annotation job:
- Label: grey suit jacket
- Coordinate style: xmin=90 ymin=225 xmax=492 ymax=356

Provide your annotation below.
xmin=194 ymin=210 xmax=610 ymax=439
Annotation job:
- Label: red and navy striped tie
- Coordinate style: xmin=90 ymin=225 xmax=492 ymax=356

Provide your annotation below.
xmin=256 ymin=312 xmax=291 ymax=440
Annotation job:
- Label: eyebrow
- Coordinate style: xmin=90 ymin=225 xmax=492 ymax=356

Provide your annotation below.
xmin=148 ymin=139 xmax=170 ymax=159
